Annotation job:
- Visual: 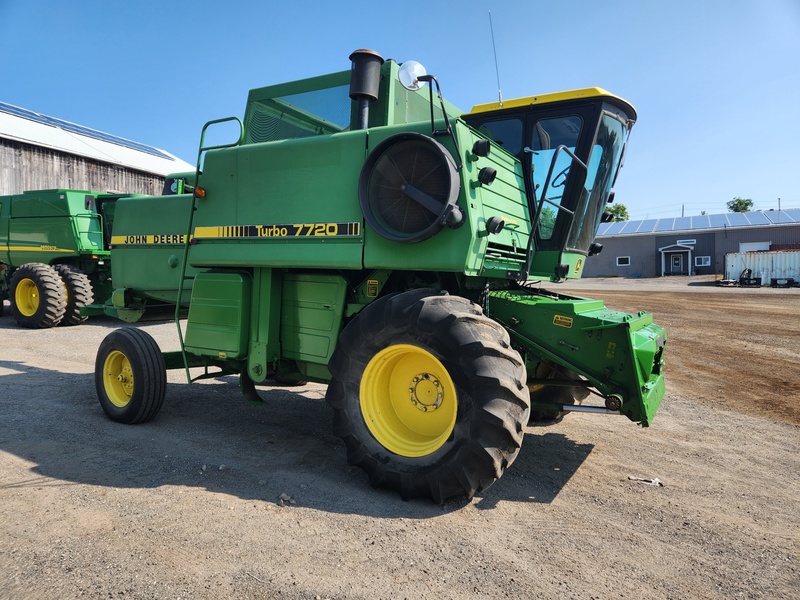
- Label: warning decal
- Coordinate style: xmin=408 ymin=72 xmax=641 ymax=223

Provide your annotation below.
xmin=553 ymin=315 xmax=573 ymax=328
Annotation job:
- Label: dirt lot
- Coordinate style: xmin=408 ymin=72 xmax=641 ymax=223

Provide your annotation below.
xmin=1 ymin=277 xmax=798 ymax=599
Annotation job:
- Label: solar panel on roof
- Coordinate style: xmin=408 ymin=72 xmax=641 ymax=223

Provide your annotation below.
xmin=673 ymin=216 xmax=692 ymax=230
xmin=654 ymin=218 xmax=675 ymax=231
xmin=604 ymin=221 xmax=626 ymax=235
xmin=597 ymin=209 xmax=799 ymax=236
xmin=728 ymin=213 xmax=749 ymax=226
xmin=767 ymin=209 xmax=800 ymax=224
xmin=0 ymin=101 xmax=173 ymax=160
xmin=787 ymin=209 xmax=800 ymax=222
xmin=637 ymin=219 xmax=658 ymax=233
xmin=745 ymin=212 xmax=769 ymax=225
xmin=709 ymin=214 xmax=729 ymax=227
xmin=596 ymin=222 xmax=612 ymax=235
xmin=619 ymin=220 xmax=641 ymax=233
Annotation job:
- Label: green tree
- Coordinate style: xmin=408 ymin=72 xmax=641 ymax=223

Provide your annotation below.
xmin=538 ymin=206 xmax=556 ymax=238
xmin=608 ymin=203 xmax=629 ymax=222
xmin=727 ymin=197 xmax=754 ymax=212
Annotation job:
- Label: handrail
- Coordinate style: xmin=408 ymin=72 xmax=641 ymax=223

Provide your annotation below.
xmin=174 ymin=117 xmax=244 ymax=383
xmin=524 ymin=145 xmax=588 ymax=277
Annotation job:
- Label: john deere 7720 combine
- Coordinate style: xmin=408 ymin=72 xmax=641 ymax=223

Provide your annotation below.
xmin=93 ymin=50 xmax=666 ymax=502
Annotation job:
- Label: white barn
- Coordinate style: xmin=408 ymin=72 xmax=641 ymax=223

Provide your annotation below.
xmin=0 ymin=101 xmax=193 ymax=196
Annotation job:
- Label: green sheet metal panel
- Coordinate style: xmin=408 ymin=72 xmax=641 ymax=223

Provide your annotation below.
xmin=188 ymin=131 xmax=367 ymax=270
xmin=184 ymin=271 xmax=252 ymax=359
xmin=280 ymin=273 xmax=347 ymax=364
xmin=109 ymin=193 xmax=198 ymax=303
xmin=2 ymin=190 xmax=106 ymax=265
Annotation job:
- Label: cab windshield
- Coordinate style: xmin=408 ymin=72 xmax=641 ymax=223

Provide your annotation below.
xmin=535 ymin=112 xmax=627 ymax=252
xmin=467 ymin=100 xmax=631 ymax=256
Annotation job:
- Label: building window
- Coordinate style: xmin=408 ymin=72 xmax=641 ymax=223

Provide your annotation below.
xmin=677 ymin=239 xmax=696 ymax=246
xmin=616 ymin=256 xmax=631 ymax=266
xmin=695 ymin=256 xmax=711 ymax=267
xmin=739 ymin=241 xmax=770 ymax=252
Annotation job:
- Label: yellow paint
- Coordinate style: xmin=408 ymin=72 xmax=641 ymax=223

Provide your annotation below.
xmin=553 ymin=315 xmax=573 ymax=328
xmin=3 ymin=245 xmax=74 ymax=253
xmin=103 ymin=350 xmax=134 ymax=408
xmin=109 ymin=234 xmax=186 ymax=245
xmin=469 ymin=87 xmax=635 ymax=116
xmin=360 ymin=344 xmax=457 ymax=457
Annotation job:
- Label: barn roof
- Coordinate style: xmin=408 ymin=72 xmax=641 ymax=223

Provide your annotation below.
xmin=597 ymin=209 xmax=800 ymax=237
xmin=0 ymin=101 xmax=193 ymax=177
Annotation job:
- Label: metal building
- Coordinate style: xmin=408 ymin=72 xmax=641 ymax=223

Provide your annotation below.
xmin=0 ymin=101 xmax=193 ymax=196
xmin=582 ymin=210 xmax=800 ymax=278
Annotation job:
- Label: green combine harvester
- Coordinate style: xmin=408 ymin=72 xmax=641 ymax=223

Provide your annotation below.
xmin=0 ymin=189 xmax=129 ymax=327
xmin=93 ymin=50 xmax=667 ymax=502
xmin=0 ymin=188 xmax=185 ymax=327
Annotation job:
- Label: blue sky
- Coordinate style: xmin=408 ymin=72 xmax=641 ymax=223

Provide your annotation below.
xmin=1 ymin=0 xmax=798 ymax=220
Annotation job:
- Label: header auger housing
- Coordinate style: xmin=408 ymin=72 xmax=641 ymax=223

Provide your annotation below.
xmin=94 ymin=50 xmax=667 ymax=503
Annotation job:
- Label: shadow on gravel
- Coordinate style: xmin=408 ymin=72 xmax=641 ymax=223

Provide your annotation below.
xmin=473 ymin=431 xmax=594 ymax=509
xmin=0 ymin=358 xmax=592 ymax=519
xmin=687 ymin=280 xmax=721 ymax=287
xmin=0 ymin=312 xmax=176 ymax=332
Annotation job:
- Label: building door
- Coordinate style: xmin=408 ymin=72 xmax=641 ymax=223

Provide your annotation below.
xmin=671 ymin=254 xmax=683 ymax=274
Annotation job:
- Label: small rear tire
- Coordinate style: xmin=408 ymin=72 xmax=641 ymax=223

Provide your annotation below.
xmin=9 ymin=263 xmax=66 ymax=328
xmin=95 ymin=328 xmax=166 ymax=424
xmin=53 ymin=264 xmax=94 ymax=326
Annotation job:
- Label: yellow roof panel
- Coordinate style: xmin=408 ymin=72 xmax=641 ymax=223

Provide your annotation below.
xmin=469 ymin=87 xmax=635 ymax=119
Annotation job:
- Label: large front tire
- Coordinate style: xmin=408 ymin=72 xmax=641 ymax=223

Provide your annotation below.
xmin=9 ymin=263 xmax=66 ymax=328
xmin=326 ymin=290 xmax=530 ymax=503
xmin=95 ymin=328 xmax=166 ymax=424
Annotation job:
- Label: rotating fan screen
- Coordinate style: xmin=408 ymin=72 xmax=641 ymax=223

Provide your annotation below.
xmin=359 ymin=133 xmax=460 ymax=243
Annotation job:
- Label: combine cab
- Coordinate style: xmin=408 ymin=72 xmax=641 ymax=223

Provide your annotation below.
xmin=94 ymin=50 xmax=667 ymax=502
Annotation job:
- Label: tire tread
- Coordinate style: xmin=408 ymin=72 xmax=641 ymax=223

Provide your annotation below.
xmin=326 ymin=290 xmax=530 ymax=503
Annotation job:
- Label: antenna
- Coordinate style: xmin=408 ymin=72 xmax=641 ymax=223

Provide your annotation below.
xmin=489 ymin=11 xmax=503 ymax=106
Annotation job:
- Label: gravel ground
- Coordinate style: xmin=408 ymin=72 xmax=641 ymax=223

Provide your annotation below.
xmin=0 ymin=278 xmax=797 ymax=599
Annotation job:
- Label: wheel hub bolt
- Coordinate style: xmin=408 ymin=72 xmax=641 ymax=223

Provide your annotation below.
xmin=409 ymin=373 xmax=443 ymax=412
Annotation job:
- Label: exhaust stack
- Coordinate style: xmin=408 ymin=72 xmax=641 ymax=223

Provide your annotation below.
xmin=349 ymin=49 xmax=384 ymax=130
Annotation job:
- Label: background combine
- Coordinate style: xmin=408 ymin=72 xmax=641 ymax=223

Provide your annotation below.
xmin=0 ymin=189 xmax=127 ymax=327
xmin=86 ymin=49 xmax=667 ymax=502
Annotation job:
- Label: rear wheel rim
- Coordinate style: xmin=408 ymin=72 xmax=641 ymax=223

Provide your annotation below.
xmin=360 ymin=344 xmax=457 ymax=457
xmin=103 ymin=350 xmax=134 ymax=407
xmin=15 ymin=278 xmax=39 ymax=316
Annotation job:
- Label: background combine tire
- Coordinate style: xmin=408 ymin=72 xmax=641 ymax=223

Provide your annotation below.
xmin=95 ymin=328 xmax=166 ymax=424
xmin=528 ymin=361 xmax=590 ymax=424
xmin=53 ymin=264 xmax=94 ymax=326
xmin=9 ymin=263 xmax=66 ymax=328
xmin=326 ymin=289 xmax=530 ymax=503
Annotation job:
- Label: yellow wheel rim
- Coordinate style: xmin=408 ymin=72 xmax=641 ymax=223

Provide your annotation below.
xmin=528 ymin=361 xmax=556 ymax=393
xmin=15 ymin=278 xmax=40 ymax=317
xmin=103 ymin=350 xmax=134 ymax=408
xmin=360 ymin=344 xmax=457 ymax=457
